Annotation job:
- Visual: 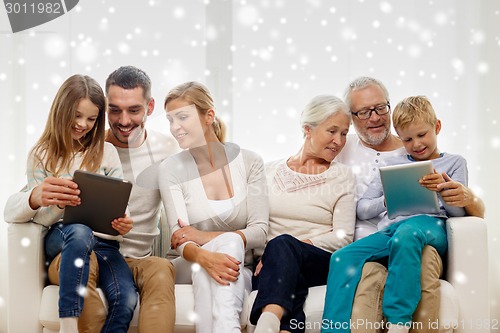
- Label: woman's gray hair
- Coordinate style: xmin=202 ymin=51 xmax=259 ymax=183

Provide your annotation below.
xmin=344 ymin=76 xmax=390 ymax=111
xmin=300 ymin=95 xmax=350 ymax=137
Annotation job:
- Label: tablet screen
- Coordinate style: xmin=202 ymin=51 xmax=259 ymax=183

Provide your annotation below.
xmin=62 ymin=170 xmax=132 ymax=235
xmin=379 ymin=160 xmax=440 ymax=219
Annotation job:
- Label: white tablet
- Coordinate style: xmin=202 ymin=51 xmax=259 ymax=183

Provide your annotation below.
xmin=62 ymin=170 xmax=132 ymax=236
xmin=379 ymin=160 xmax=440 ymax=219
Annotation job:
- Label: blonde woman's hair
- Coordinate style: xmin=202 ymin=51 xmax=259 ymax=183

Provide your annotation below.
xmin=300 ymin=95 xmax=350 ymax=137
xmin=393 ymin=95 xmax=437 ymax=130
xmin=164 ymin=81 xmax=226 ymax=142
xmin=31 ymin=74 xmax=106 ymax=176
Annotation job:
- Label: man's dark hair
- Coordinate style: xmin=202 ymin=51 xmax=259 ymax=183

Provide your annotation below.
xmin=106 ymin=66 xmax=152 ymax=100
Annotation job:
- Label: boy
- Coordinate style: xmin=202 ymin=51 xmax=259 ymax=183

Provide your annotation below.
xmin=322 ymin=96 xmax=469 ymax=333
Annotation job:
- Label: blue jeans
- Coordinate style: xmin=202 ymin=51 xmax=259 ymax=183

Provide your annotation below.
xmin=45 ymin=223 xmax=137 ymax=333
xmin=250 ymin=234 xmax=332 ymax=333
xmin=322 ymin=215 xmax=447 ymax=333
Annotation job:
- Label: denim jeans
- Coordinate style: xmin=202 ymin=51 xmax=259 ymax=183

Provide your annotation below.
xmin=45 ymin=223 xmax=138 ymax=333
xmin=322 ymin=215 xmax=447 ymax=333
xmin=250 ymin=234 xmax=332 ymax=333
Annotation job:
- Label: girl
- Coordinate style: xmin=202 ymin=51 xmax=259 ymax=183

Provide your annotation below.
xmin=159 ymin=81 xmax=268 ymax=333
xmin=27 ymin=74 xmax=137 ymax=333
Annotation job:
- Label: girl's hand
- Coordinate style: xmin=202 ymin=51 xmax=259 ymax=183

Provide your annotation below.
xmin=112 ymin=214 xmax=133 ymax=235
xmin=199 ymin=250 xmax=241 ymax=285
xmin=30 ymin=177 xmax=80 ymax=210
xmin=419 ymin=169 xmax=445 ymax=192
xmin=437 ymin=173 xmax=473 ymax=207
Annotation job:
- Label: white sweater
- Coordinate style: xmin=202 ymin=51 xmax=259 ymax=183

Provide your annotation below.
xmin=260 ymin=159 xmax=356 ymax=256
xmin=159 ymin=142 xmax=269 ymax=266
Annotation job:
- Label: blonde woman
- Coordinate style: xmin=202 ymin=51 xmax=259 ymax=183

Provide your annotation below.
xmin=159 ymin=81 xmax=268 ymax=333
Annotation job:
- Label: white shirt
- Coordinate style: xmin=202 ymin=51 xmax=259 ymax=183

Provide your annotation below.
xmin=335 ymin=134 xmax=406 ymax=239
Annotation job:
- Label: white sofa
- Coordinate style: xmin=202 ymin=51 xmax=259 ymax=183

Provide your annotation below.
xmin=7 ymin=216 xmax=489 ymax=333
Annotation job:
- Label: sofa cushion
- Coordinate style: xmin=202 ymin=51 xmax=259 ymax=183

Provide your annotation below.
xmin=39 ymin=284 xmax=249 ymax=332
xmin=244 ymin=281 xmax=459 ymax=333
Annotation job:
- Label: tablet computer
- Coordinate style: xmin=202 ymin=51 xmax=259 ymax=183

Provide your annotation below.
xmin=62 ymin=170 xmax=132 ymax=236
xmin=379 ymin=160 xmax=440 ymax=219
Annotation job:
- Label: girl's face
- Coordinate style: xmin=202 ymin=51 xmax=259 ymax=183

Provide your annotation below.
xmin=166 ymin=98 xmax=208 ymax=149
xmin=305 ymin=112 xmax=350 ymax=163
xmin=72 ymin=98 xmax=99 ymax=142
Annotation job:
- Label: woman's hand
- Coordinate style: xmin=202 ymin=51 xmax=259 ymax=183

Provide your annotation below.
xmin=419 ymin=169 xmax=445 ymax=192
xmin=198 ymin=250 xmax=241 ymax=285
xmin=171 ymin=219 xmax=218 ymax=249
xmin=112 ymin=214 xmax=133 ymax=235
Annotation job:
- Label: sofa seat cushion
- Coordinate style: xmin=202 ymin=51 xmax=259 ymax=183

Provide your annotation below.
xmin=244 ymin=281 xmax=459 ymax=333
xmin=39 ymin=284 xmax=250 ymax=332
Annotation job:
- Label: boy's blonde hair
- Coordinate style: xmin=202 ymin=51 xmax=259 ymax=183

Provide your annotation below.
xmin=393 ymin=95 xmax=437 ymax=130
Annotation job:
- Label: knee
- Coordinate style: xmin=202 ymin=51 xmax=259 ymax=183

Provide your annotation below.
xmin=214 ymin=232 xmax=245 ymax=255
xmin=265 ymin=234 xmax=296 ymax=254
xmin=421 ymin=246 xmax=442 ymax=279
xmin=64 ymin=224 xmax=94 ymax=245
xmin=390 ymin=224 xmax=424 ymax=249
xmin=139 ymin=257 xmax=175 ymax=288
xmin=361 ymin=262 xmax=387 ymax=281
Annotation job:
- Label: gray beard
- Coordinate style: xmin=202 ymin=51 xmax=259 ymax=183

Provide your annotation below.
xmin=355 ymin=126 xmax=389 ymax=147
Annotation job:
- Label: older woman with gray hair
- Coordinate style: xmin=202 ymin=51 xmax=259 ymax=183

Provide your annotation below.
xmin=250 ymin=95 xmax=356 ymax=333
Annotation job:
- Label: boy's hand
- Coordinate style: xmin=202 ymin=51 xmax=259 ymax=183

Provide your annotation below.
xmin=419 ymin=169 xmax=445 ymax=192
xmin=112 ymin=214 xmax=133 ymax=235
xmin=437 ymin=173 xmax=474 ymax=207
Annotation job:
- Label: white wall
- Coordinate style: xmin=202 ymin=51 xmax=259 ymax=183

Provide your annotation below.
xmin=1 ymin=1 xmax=498 ymax=332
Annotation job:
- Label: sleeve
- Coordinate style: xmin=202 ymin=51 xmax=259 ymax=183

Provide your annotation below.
xmin=238 ymin=151 xmax=269 ymax=250
xmin=310 ymin=167 xmax=356 ymax=253
xmin=4 ymin=187 xmax=38 ymax=223
xmin=439 ymin=155 xmax=467 ymax=217
xmin=103 ymin=143 xmax=124 ymax=179
xmin=158 ymin=156 xmax=196 ymax=257
xmin=27 ymin=154 xmax=65 ymax=227
xmin=356 ymin=173 xmax=387 ymax=220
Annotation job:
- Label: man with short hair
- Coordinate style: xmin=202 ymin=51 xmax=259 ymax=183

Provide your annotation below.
xmin=5 ymin=66 xmax=179 ymax=332
xmin=336 ymin=76 xmax=484 ymax=332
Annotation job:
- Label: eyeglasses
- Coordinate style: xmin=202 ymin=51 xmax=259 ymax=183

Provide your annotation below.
xmin=351 ymin=102 xmax=391 ymax=120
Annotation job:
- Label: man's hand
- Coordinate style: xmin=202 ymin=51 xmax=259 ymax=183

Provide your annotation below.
xmin=29 ymin=177 xmax=80 ymax=210
xmin=437 ymin=173 xmax=473 ymax=207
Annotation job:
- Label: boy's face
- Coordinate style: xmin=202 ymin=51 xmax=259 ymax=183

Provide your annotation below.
xmin=396 ymin=120 xmax=441 ymax=161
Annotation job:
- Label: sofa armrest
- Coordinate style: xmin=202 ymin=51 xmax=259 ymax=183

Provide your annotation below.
xmin=446 ymin=216 xmax=490 ymax=333
xmin=7 ymin=222 xmax=47 ymax=333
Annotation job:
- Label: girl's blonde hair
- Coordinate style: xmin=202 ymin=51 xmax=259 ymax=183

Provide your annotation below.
xmin=164 ymin=81 xmax=226 ymax=142
xmin=393 ymin=95 xmax=437 ymax=130
xmin=31 ymin=74 xmax=106 ymax=176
